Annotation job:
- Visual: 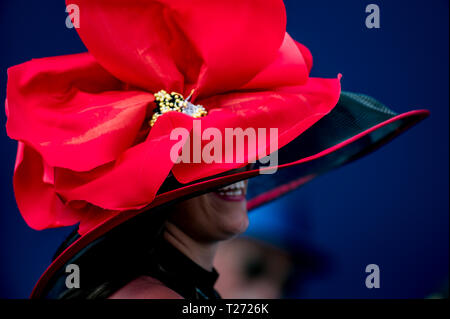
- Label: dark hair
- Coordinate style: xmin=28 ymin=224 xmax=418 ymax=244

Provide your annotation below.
xmin=49 ymin=205 xmax=170 ymax=299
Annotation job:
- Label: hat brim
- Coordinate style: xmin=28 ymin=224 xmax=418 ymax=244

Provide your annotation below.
xmin=30 ymin=91 xmax=429 ymax=298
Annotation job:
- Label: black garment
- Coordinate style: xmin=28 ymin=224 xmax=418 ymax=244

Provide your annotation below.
xmin=44 ymin=222 xmax=221 ymax=299
xmin=45 ymin=206 xmax=221 ymax=300
xmin=144 ymin=238 xmax=221 ymax=299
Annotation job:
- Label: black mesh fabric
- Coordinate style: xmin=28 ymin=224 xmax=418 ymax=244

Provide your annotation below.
xmin=246 ymin=91 xmax=423 ymax=202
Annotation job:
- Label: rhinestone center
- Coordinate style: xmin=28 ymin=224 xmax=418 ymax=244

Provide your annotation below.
xmin=150 ymin=90 xmax=208 ymax=127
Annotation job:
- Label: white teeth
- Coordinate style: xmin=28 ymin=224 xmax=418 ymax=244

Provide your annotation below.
xmin=218 ymin=180 xmax=245 ymax=191
xmin=217 ymin=188 xmax=244 ymax=197
xmin=216 ymin=180 xmax=246 ymax=197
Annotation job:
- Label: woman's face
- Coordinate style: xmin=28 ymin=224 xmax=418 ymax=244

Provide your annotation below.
xmin=169 ymin=180 xmax=249 ymax=242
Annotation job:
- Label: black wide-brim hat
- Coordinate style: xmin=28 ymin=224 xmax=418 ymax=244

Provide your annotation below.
xmin=31 ymin=91 xmax=428 ymax=298
xmin=3 ymin=0 xmax=429 ymax=298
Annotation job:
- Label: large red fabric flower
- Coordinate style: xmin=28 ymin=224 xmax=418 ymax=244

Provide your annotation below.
xmin=5 ymin=0 xmax=341 ymax=234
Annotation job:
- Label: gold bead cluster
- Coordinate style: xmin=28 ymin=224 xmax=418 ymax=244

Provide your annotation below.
xmin=149 ymin=90 xmax=208 ymax=127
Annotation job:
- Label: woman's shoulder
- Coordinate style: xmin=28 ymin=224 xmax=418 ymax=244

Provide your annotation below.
xmin=108 ymin=276 xmax=183 ymax=299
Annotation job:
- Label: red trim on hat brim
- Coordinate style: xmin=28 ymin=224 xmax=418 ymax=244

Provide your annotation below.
xmin=30 ymin=109 xmax=429 ymax=298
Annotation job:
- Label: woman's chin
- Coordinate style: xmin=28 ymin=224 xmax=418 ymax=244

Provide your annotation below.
xmin=215 ymin=204 xmax=249 ymax=239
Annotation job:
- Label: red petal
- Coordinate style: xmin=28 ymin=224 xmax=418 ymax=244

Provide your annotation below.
xmin=6 ymin=53 xmax=154 ymax=171
xmin=172 ymin=76 xmax=341 ymax=183
xmin=295 ymin=41 xmax=313 ymax=73
xmin=14 ymin=141 xmax=125 ymax=232
xmin=242 ymin=33 xmax=310 ymax=90
xmin=54 ymin=111 xmax=195 ymax=210
xmin=13 ymin=142 xmax=82 ymax=229
xmin=67 ymin=0 xmax=286 ymax=97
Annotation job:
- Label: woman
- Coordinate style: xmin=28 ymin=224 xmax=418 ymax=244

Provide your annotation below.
xmin=110 ymin=180 xmax=250 ymax=299
xmin=48 ymin=180 xmax=249 ymax=299
xmin=4 ymin=0 xmax=428 ymax=299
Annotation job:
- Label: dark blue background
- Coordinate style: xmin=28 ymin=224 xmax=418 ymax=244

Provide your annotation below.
xmin=0 ymin=0 xmax=448 ymax=298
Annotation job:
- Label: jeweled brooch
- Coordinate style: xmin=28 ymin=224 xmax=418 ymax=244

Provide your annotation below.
xmin=150 ymin=90 xmax=208 ymax=127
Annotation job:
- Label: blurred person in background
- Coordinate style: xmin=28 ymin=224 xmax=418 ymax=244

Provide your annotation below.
xmin=215 ymin=205 xmax=329 ymax=298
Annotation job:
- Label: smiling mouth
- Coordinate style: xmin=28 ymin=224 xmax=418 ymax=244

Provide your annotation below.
xmin=213 ymin=180 xmax=247 ymax=202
